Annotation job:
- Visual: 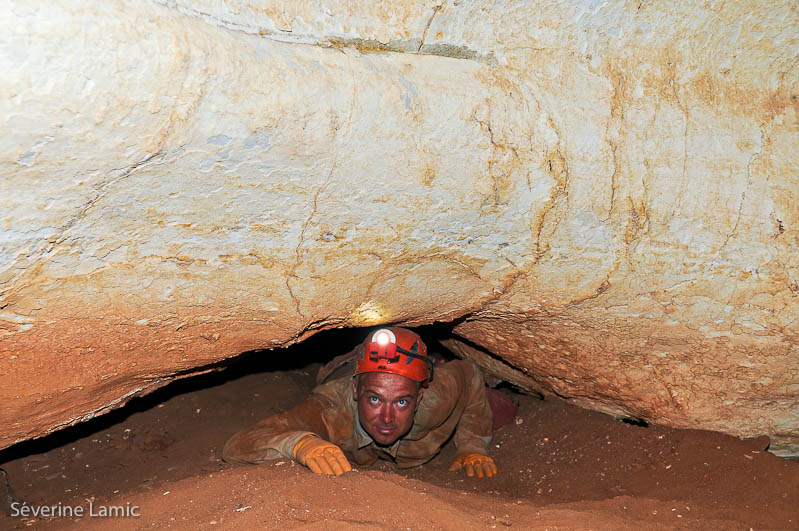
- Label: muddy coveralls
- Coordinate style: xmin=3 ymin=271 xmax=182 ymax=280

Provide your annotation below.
xmin=222 ymin=359 xmax=493 ymax=469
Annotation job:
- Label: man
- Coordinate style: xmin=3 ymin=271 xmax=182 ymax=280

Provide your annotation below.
xmin=222 ymin=327 xmax=498 ymax=478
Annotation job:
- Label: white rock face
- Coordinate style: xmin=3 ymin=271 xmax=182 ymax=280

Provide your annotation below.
xmin=1 ymin=1 xmax=797 ymax=453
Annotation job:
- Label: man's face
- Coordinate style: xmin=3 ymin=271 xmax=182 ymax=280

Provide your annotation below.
xmin=352 ymin=372 xmax=423 ymax=447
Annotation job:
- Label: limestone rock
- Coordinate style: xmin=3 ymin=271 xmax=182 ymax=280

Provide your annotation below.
xmin=1 ymin=1 xmax=797 ymax=454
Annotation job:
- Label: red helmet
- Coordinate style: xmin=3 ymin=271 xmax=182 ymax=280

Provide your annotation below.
xmin=355 ymin=327 xmax=432 ymax=382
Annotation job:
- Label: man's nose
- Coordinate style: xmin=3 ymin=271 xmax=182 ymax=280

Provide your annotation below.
xmin=380 ymin=405 xmax=394 ymax=424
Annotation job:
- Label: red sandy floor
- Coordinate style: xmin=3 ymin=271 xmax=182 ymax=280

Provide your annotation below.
xmin=1 ymin=350 xmax=797 ymax=530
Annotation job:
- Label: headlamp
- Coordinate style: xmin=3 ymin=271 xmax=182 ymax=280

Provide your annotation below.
xmin=373 ymin=329 xmax=396 ymax=345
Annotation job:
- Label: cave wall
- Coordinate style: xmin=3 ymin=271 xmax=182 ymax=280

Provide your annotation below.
xmin=1 ymin=1 xmax=797 ymax=454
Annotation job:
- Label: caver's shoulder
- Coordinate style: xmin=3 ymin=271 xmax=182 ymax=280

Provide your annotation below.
xmin=425 ymin=358 xmax=482 ymax=395
xmin=311 ymin=373 xmax=355 ymax=404
xmin=435 ymin=358 xmax=482 ymax=379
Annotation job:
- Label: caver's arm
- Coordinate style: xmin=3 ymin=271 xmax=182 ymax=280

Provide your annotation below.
xmin=222 ymin=393 xmax=337 ymax=465
xmin=449 ymin=361 xmax=497 ymax=478
xmin=452 ymin=361 xmax=494 ymax=455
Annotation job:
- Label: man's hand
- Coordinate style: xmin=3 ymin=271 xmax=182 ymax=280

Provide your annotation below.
xmin=292 ymin=435 xmax=352 ymax=476
xmin=448 ymin=453 xmax=497 ymax=478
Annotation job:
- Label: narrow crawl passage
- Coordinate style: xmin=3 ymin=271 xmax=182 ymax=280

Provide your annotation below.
xmin=0 ymin=326 xmax=796 ymax=529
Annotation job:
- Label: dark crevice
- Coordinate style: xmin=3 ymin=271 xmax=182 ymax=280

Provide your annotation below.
xmin=619 ymin=416 xmax=649 ymax=427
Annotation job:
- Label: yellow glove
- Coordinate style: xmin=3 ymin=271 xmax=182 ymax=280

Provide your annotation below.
xmin=292 ymin=435 xmax=352 ymax=476
xmin=448 ymin=453 xmax=498 ymax=478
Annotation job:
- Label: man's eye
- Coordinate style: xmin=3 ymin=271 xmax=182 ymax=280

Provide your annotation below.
xmin=369 ymin=396 xmax=379 ymax=404
xmin=397 ymin=399 xmax=407 ymax=407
